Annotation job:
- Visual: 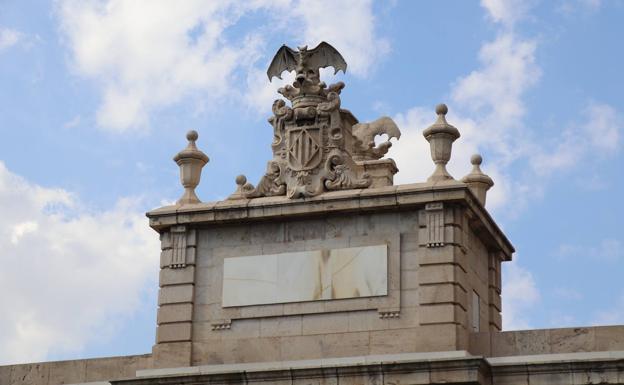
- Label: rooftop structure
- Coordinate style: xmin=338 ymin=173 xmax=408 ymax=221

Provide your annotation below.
xmin=1 ymin=42 xmax=623 ymax=385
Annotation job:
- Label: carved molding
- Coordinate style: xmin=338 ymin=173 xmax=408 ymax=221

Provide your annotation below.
xmin=425 ymin=202 xmax=445 ymax=247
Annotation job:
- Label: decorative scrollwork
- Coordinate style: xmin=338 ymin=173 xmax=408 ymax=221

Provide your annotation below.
xmin=324 ymin=154 xmax=371 ymax=190
xmin=243 ymin=161 xmax=286 ymax=198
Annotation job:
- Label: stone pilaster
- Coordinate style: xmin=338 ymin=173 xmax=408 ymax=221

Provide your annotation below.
xmin=153 ymin=226 xmax=197 ymax=368
xmin=488 ymin=251 xmax=503 ymax=331
xmin=418 ymin=203 xmax=469 ymax=349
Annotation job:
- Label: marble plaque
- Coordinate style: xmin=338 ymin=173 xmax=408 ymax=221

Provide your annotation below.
xmin=222 ymin=244 xmax=388 ymax=307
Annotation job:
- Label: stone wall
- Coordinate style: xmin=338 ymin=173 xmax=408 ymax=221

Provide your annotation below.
xmin=470 ymin=325 xmax=624 ymax=357
xmin=0 ymin=354 xmax=151 ymax=385
xmin=189 ymin=209 xmax=453 ymax=365
xmin=146 ymin=184 xmax=513 ymax=367
xmin=113 ymin=350 xmax=624 ymax=385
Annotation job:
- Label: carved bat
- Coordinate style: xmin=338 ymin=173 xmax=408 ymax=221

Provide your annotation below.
xmin=267 ymin=42 xmax=347 ymax=80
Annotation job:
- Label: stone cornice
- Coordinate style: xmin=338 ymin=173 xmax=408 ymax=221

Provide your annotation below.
xmin=117 ymin=351 xmax=486 ymax=385
xmin=146 ymin=181 xmax=514 ymax=260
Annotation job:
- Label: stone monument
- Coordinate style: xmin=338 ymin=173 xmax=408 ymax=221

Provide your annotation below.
xmin=1 ymin=42 xmax=623 ymax=385
xmin=232 ymin=42 xmax=400 ymax=199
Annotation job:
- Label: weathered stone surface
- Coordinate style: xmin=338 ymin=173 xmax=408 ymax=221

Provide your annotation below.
xmin=159 ymin=266 xmax=195 ymax=286
xmin=419 ymin=303 xmax=466 ymax=325
xmin=84 ymin=355 xmax=152 ymax=382
xmin=595 ymin=325 xmax=624 ymax=350
xmin=9 ymin=363 xmax=49 ymax=385
xmin=222 ymin=245 xmax=387 ymax=307
xmin=550 ymin=327 xmax=595 ymax=353
xmin=260 ymin=315 xmax=303 ymax=337
xmin=152 ymin=342 xmax=191 ymax=368
xmin=157 ymin=284 xmax=194 ymax=305
xmin=47 ymin=360 xmax=86 ymax=385
xmin=156 ymin=322 xmax=192 ymax=343
xmin=157 ymin=303 xmax=193 ymax=324
xmin=302 ymin=312 xmax=349 ymax=335
xmin=0 ymin=354 xmax=152 ymax=385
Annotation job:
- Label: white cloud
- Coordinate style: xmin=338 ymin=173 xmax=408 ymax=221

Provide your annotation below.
xmin=63 ymin=115 xmax=82 ymax=129
xmin=389 ymin=32 xmax=540 ymax=213
xmin=531 ymin=102 xmax=621 ymax=176
xmin=583 ymin=102 xmax=621 ymax=153
xmin=392 ymin=106 xmax=439 ymax=184
xmin=556 ymin=238 xmax=623 ymax=262
xmin=451 ymin=34 xmax=540 ymax=160
xmin=480 ymin=0 xmax=536 ymax=27
xmin=502 ymin=259 xmax=540 ymax=330
xmin=389 ymin=4 xmax=620 ymax=218
xmin=593 ymin=293 xmax=624 ymax=325
xmin=0 ymin=27 xmax=22 ymax=52
xmin=244 ymin=67 xmax=295 ymax=114
xmin=56 ymin=0 xmax=388 ymax=132
xmin=292 ymin=0 xmax=390 ymax=77
xmin=10 ymin=221 xmax=39 ymax=245
xmin=557 ymin=0 xmax=603 ymax=15
xmin=553 ymin=287 xmax=584 ymax=301
xmin=56 ymin=1 xmax=278 ymax=132
xmin=0 ymin=161 xmax=159 ymax=364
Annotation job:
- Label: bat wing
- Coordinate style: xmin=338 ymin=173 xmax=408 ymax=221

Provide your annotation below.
xmin=307 ymin=42 xmax=347 ymax=75
xmin=267 ymin=45 xmax=298 ymax=80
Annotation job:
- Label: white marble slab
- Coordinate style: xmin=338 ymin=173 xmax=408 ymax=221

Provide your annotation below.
xmin=222 ymin=244 xmax=388 ymax=307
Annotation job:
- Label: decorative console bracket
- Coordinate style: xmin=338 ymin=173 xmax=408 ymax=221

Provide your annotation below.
xmin=160 ymin=226 xmax=197 ymax=268
xmin=425 ymin=202 xmax=445 ymax=247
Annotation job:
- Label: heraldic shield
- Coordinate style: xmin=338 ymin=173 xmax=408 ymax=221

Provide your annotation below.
xmin=286 ymin=125 xmax=323 ymax=171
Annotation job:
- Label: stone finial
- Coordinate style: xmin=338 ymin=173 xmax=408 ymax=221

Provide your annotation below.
xmin=173 ymin=130 xmax=209 ymax=204
xmin=461 ymin=154 xmax=494 ymax=206
xmin=423 ymin=104 xmax=461 ymax=182
xmin=227 ymin=175 xmax=252 ymax=200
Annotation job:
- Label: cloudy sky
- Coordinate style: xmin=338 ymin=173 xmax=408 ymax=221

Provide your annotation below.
xmin=1 ymin=0 xmax=623 ymax=365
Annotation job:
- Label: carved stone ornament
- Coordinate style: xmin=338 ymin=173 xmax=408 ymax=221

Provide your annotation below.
xmin=160 ymin=226 xmax=197 ymax=268
xmin=425 ymin=202 xmax=445 ymax=248
xmin=174 ymin=130 xmax=209 ymax=204
xmin=423 ymin=104 xmax=460 ymax=182
xmin=230 ymin=42 xmax=402 ymax=199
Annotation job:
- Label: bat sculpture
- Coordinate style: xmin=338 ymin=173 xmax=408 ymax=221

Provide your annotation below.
xmin=267 ymin=42 xmax=347 ymax=83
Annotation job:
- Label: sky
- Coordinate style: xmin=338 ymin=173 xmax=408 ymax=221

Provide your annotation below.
xmin=0 ymin=0 xmax=622 ymax=366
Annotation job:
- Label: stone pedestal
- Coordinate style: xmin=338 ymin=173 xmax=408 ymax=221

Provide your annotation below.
xmin=356 ymin=158 xmax=398 ymax=187
xmin=146 ymin=182 xmax=514 ymax=368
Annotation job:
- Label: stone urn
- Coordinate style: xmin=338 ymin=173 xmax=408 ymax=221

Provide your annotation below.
xmin=173 ymin=130 xmax=209 ymax=204
xmin=423 ymin=104 xmax=460 ymax=182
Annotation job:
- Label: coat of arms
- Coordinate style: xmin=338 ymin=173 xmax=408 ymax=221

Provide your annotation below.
xmin=228 ymin=42 xmax=402 ymax=199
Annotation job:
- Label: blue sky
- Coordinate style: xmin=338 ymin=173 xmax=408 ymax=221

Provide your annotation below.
xmin=0 ymin=0 xmax=622 ymax=365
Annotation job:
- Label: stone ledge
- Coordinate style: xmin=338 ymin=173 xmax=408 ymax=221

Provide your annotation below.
xmin=487 ymin=350 xmax=624 ymax=365
xmin=134 ymin=350 xmax=474 ymax=378
xmin=147 ymin=182 xmax=513 ymax=260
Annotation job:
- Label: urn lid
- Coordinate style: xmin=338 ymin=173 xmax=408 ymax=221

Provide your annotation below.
xmin=423 ymin=104 xmax=460 ymax=140
xmin=173 ymin=130 xmax=209 ymax=164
